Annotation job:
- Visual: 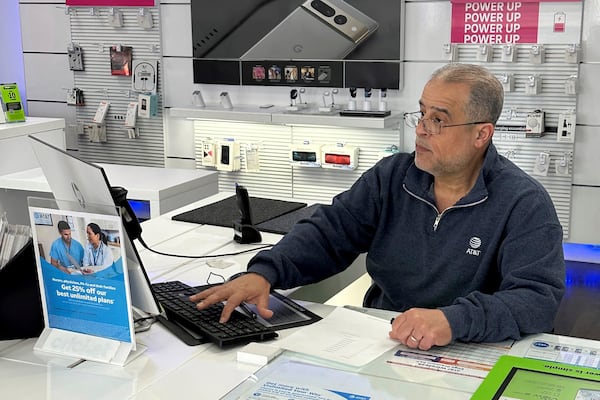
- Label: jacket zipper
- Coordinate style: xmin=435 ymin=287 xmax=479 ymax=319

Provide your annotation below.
xmin=402 ymin=184 xmax=488 ymax=232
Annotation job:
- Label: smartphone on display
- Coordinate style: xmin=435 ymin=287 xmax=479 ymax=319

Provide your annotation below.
xmin=241 ymin=0 xmax=378 ymax=60
xmin=220 ymin=145 xmax=230 ymax=165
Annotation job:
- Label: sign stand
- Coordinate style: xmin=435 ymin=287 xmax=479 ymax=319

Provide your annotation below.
xmin=28 ymin=197 xmax=141 ymax=366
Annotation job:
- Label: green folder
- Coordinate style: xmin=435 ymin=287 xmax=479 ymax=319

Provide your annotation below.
xmin=472 ymin=354 xmax=600 ymax=400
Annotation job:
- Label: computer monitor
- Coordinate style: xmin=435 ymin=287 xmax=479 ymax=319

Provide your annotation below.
xmin=28 ymin=135 xmax=161 ymax=317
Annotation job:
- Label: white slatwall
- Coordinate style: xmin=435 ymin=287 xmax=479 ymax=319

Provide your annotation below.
xmin=290 ymin=125 xmax=402 ymax=200
xmin=66 ymin=4 xmax=576 ymax=237
xmin=191 ymin=44 xmax=577 ymax=235
xmin=69 ymin=7 xmax=164 ymax=166
xmin=449 ymin=43 xmax=578 ymax=237
xmin=193 ymin=120 xmax=293 ymax=198
xmin=494 ymin=134 xmax=574 ymax=237
xmin=193 ymin=120 xmax=402 ymax=202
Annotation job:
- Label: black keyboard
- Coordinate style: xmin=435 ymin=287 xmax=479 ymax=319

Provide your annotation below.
xmin=151 ymin=280 xmax=278 ymax=347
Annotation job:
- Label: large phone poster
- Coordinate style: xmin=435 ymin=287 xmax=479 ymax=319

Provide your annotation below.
xmin=191 ymin=0 xmax=400 ymax=61
xmin=30 ymin=207 xmax=133 ymax=344
xmin=191 ymin=0 xmax=402 ymax=88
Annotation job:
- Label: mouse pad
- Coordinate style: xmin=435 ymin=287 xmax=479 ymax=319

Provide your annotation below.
xmin=171 ymin=195 xmax=307 ymax=231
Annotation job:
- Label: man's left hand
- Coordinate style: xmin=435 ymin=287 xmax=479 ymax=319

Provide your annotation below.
xmin=389 ymin=308 xmax=452 ymax=350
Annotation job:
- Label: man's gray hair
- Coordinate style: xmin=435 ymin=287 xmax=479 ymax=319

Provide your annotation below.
xmin=430 ymin=63 xmax=504 ymax=125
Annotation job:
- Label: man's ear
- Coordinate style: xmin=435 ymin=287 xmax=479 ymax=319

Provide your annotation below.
xmin=475 ymin=123 xmax=494 ymax=148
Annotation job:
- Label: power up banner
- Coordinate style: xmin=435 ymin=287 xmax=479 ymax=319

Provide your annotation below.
xmin=451 ymin=0 xmax=582 ymax=44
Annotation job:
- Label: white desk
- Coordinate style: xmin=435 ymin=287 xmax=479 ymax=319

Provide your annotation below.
xmin=3 ymin=193 xmax=599 ymax=399
xmin=0 ymin=117 xmax=66 ymax=223
xmin=4 ymin=302 xmax=600 ymax=399
xmin=134 ymin=192 xmax=234 ymax=247
xmin=0 ymin=166 xmax=218 ymax=230
xmin=0 ymin=117 xmax=66 ymax=175
xmin=135 ymin=192 xmax=367 ymax=305
xmin=101 ymin=163 xmax=218 ymax=219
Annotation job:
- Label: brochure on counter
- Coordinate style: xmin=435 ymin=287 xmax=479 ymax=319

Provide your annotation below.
xmin=223 ymin=355 xmax=398 ymax=400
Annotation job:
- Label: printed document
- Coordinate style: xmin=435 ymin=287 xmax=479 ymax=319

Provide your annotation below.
xmin=278 ymin=307 xmax=398 ymax=367
xmin=224 ymin=358 xmax=397 ymax=400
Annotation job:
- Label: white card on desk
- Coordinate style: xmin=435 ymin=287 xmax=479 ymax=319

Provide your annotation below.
xmin=277 ymin=307 xmax=397 ymax=367
xmin=237 ymin=342 xmax=282 ymax=366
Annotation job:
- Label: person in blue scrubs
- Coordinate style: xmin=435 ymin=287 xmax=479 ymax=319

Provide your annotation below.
xmin=49 ymin=220 xmax=85 ymax=274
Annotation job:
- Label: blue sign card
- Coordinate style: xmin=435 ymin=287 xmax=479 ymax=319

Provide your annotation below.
xmin=29 ymin=205 xmax=136 ymax=365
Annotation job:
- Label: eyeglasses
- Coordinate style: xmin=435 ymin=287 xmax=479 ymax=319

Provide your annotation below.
xmin=404 ymin=111 xmax=488 ymax=135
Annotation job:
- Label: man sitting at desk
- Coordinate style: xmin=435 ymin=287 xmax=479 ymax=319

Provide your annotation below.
xmin=190 ymin=63 xmax=566 ymax=351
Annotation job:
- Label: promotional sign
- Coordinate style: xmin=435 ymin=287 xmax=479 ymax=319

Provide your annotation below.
xmin=29 ymin=203 xmax=137 ymax=365
xmin=191 ymin=0 xmax=403 ymax=89
xmin=451 ymin=0 xmax=582 ymax=44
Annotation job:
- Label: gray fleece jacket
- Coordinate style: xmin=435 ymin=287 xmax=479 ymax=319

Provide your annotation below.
xmin=248 ymin=143 xmax=565 ymax=343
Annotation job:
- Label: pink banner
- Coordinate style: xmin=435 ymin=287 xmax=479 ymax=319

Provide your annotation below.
xmin=66 ymin=0 xmax=154 ymax=6
xmin=451 ymin=1 xmax=540 ymax=43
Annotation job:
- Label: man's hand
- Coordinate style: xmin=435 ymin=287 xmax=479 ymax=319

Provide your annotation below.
xmin=52 ymin=261 xmax=71 ymax=274
xmin=389 ymin=308 xmax=452 ymax=350
xmin=189 ymin=272 xmax=273 ymax=323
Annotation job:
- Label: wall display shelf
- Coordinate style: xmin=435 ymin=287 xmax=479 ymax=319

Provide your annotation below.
xmin=271 ymin=111 xmax=402 ymax=130
xmin=168 ymin=107 xmax=402 ymax=129
xmin=175 ymin=106 xmax=404 ymax=204
xmin=169 ymin=106 xmax=274 ymax=124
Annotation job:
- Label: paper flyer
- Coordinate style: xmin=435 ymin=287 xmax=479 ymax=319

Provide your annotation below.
xmin=524 ymin=339 xmax=600 ymax=368
xmin=223 ymin=359 xmax=396 ymax=400
xmin=386 ymin=340 xmax=514 ymax=379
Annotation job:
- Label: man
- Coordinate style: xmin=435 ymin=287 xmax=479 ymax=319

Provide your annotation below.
xmin=49 ymin=220 xmax=85 ymax=274
xmin=191 ymin=63 xmax=565 ymax=350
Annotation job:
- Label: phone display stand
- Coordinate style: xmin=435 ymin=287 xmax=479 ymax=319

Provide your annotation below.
xmin=233 ymin=184 xmax=262 ymax=244
xmin=233 ymin=221 xmax=262 ymax=244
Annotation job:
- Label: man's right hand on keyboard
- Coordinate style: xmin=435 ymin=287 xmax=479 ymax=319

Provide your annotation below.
xmin=189 ymin=272 xmax=274 ymax=323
